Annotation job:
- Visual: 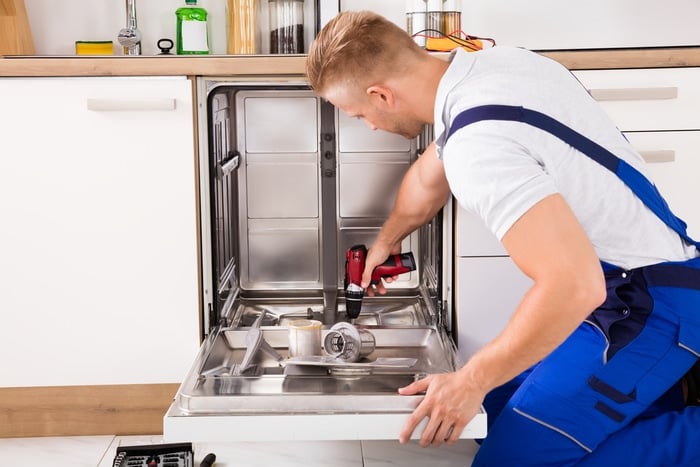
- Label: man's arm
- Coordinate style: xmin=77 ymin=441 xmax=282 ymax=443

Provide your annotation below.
xmin=399 ymin=193 xmax=607 ymax=446
xmin=362 ymin=142 xmax=451 ymax=289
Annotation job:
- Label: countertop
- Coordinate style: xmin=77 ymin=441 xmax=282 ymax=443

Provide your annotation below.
xmin=0 ymin=47 xmax=699 ymax=77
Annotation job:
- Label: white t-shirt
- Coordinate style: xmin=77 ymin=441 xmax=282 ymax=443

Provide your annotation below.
xmin=434 ymin=47 xmax=697 ymax=270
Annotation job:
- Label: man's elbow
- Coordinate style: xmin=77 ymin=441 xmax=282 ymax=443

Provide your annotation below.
xmin=577 ymin=269 xmax=607 ymax=316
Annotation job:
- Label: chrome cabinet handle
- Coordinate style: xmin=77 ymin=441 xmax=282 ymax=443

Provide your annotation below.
xmin=86 ymin=98 xmax=177 ymax=111
xmin=588 ymin=87 xmax=678 ymax=101
xmin=638 ymin=150 xmax=676 ymax=163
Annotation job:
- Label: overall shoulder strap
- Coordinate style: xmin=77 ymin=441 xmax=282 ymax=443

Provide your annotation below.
xmin=445 ymin=104 xmax=698 ymax=247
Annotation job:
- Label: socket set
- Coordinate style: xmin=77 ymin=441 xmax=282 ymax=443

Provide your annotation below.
xmin=112 ymin=442 xmax=194 ymax=467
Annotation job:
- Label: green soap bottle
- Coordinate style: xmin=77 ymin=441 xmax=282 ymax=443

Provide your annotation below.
xmin=176 ymin=0 xmax=209 ymax=55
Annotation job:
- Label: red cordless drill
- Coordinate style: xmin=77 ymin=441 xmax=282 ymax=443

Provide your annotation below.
xmin=344 ymin=244 xmax=416 ymax=319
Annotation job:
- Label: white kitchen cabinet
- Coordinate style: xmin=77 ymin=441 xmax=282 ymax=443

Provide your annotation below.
xmin=0 ymin=77 xmax=201 ymax=387
xmin=455 ymin=256 xmax=532 ymax=364
xmin=574 ymin=67 xmax=700 ymax=239
xmin=455 ymin=206 xmax=505 ymax=257
xmin=573 ymin=68 xmax=700 ymax=132
xmin=625 ymin=131 xmax=700 ymax=240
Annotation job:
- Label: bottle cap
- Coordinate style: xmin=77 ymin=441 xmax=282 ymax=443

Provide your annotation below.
xmin=185 ymin=0 xmax=197 ymax=4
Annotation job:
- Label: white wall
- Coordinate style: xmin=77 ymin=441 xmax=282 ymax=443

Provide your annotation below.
xmin=22 ymin=0 xmax=700 ymax=56
xmin=460 ymin=0 xmax=700 ymax=50
xmin=24 ymin=0 xmax=228 ymax=55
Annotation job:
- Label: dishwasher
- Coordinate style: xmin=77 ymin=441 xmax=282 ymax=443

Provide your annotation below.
xmin=163 ymin=75 xmax=487 ymax=442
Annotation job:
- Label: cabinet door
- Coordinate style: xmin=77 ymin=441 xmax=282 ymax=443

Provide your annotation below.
xmin=573 ymin=68 xmax=700 ymax=132
xmin=455 ymin=257 xmax=532 ymax=363
xmin=626 ymin=131 xmax=700 ymax=240
xmin=0 ymin=77 xmax=200 ymax=387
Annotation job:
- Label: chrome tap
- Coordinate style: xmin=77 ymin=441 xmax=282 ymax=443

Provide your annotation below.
xmin=117 ymin=0 xmax=142 ymax=55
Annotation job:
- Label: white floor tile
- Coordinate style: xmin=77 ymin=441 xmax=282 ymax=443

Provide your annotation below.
xmin=192 ymin=440 xmax=363 ymax=467
xmin=0 ymin=435 xmax=115 ymax=467
xmin=0 ymin=435 xmax=478 ymax=466
xmin=361 ymin=439 xmax=480 ymax=467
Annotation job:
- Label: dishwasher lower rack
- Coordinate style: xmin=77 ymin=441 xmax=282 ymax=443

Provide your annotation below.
xmin=164 ymin=322 xmax=487 ymax=442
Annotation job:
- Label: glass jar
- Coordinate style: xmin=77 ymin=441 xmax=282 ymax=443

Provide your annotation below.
xmin=406 ymin=0 xmax=427 ymax=47
xmin=268 ymin=0 xmax=305 ymax=54
xmin=227 ymin=0 xmax=258 ymax=54
xmin=426 ymin=0 xmax=443 ymax=38
xmin=442 ymin=0 xmax=462 ymax=36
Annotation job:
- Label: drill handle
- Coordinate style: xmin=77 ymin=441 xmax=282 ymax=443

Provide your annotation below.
xmin=369 ymin=252 xmax=417 ymax=284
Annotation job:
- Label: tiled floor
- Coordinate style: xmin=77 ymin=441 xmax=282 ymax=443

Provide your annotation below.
xmin=0 ymin=435 xmax=480 ymax=466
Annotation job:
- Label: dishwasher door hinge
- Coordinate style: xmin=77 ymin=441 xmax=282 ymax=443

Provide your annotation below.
xmin=205 ymin=302 xmax=216 ymax=336
xmin=438 ymin=299 xmax=451 ymax=332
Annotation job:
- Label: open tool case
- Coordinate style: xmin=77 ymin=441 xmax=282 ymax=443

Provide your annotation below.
xmin=163 ymin=78 xmax=487 ymax=442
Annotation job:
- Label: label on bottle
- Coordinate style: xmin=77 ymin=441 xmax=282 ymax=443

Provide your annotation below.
xmin=181 ymin=20 xmax=208 ymax=52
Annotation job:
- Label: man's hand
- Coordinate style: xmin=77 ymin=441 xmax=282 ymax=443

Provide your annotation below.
xmin=398 ymin=371 xmax=486 ymax=447
xmin=361 ymin=242 xmax=401 ymax=296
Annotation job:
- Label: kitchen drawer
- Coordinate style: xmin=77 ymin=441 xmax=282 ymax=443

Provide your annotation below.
xmin=573 ymin=68 xmax=700 ymax=131
xmin=626 ymin=130 xmax=700 ymax=240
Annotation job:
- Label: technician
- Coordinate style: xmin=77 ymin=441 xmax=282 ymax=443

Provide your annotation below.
xmin=306 ymin=11 xmax=700 ymax=466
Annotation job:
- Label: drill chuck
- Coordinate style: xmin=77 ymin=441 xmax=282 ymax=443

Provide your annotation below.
xmin=344 ymin=283 xmax=364 ymax=320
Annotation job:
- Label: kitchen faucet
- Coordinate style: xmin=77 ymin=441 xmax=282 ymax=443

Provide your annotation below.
xmin=117 ymin=0 xmax=142 ymax=55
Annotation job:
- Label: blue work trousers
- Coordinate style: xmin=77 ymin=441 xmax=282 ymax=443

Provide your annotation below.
xmin=473 ymin=259 xmax=700 ymax=466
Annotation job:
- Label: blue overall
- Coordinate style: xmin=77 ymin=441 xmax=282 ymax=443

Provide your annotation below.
xmin=444 ymin=105 xmax=700 ymax=466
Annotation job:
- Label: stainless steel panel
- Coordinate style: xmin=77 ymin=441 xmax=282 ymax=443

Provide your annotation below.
xmin=236 ymin=89 xmax=324 ymax=290
xmin=337 ymin=111 xmax=412 ymax=152
xmin=247 ymin=218 xmax=320 ymax=286
xmin=338 ymin=153 xmax=410 ymax=218
xmin=244 ymin=96 xmax=318 ymax=153
xmin=246 ymin=153 xmax=319 ymax=218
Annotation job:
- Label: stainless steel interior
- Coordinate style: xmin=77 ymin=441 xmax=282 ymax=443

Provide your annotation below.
xmin=171 ymin=80 xmax=457 ymax=419
xmin=176 ymin=320 xmax=457 ymax=414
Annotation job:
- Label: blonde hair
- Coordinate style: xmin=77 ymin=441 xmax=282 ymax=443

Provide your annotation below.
xmin=306 ymin=11 xmax=423 ymax=95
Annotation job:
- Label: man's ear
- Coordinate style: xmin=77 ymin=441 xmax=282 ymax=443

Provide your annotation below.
xmin=366 ymin=85 xmax=394 ymax=108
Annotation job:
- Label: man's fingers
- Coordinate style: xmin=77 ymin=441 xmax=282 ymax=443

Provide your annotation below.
xmin=445 ymin=421 xmax=466 ymax=445
xmin=398 ymin=376 xmax=431 ymax=395
xmin=399 ymin=405 xmax=428 ymax=444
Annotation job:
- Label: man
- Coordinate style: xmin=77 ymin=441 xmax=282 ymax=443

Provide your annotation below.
xmin=306 ymin=11 xmax=700 ymax=466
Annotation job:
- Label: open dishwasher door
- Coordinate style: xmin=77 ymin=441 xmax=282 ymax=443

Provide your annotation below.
xmin=163 ymin=78 xmax=486 ymax=443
